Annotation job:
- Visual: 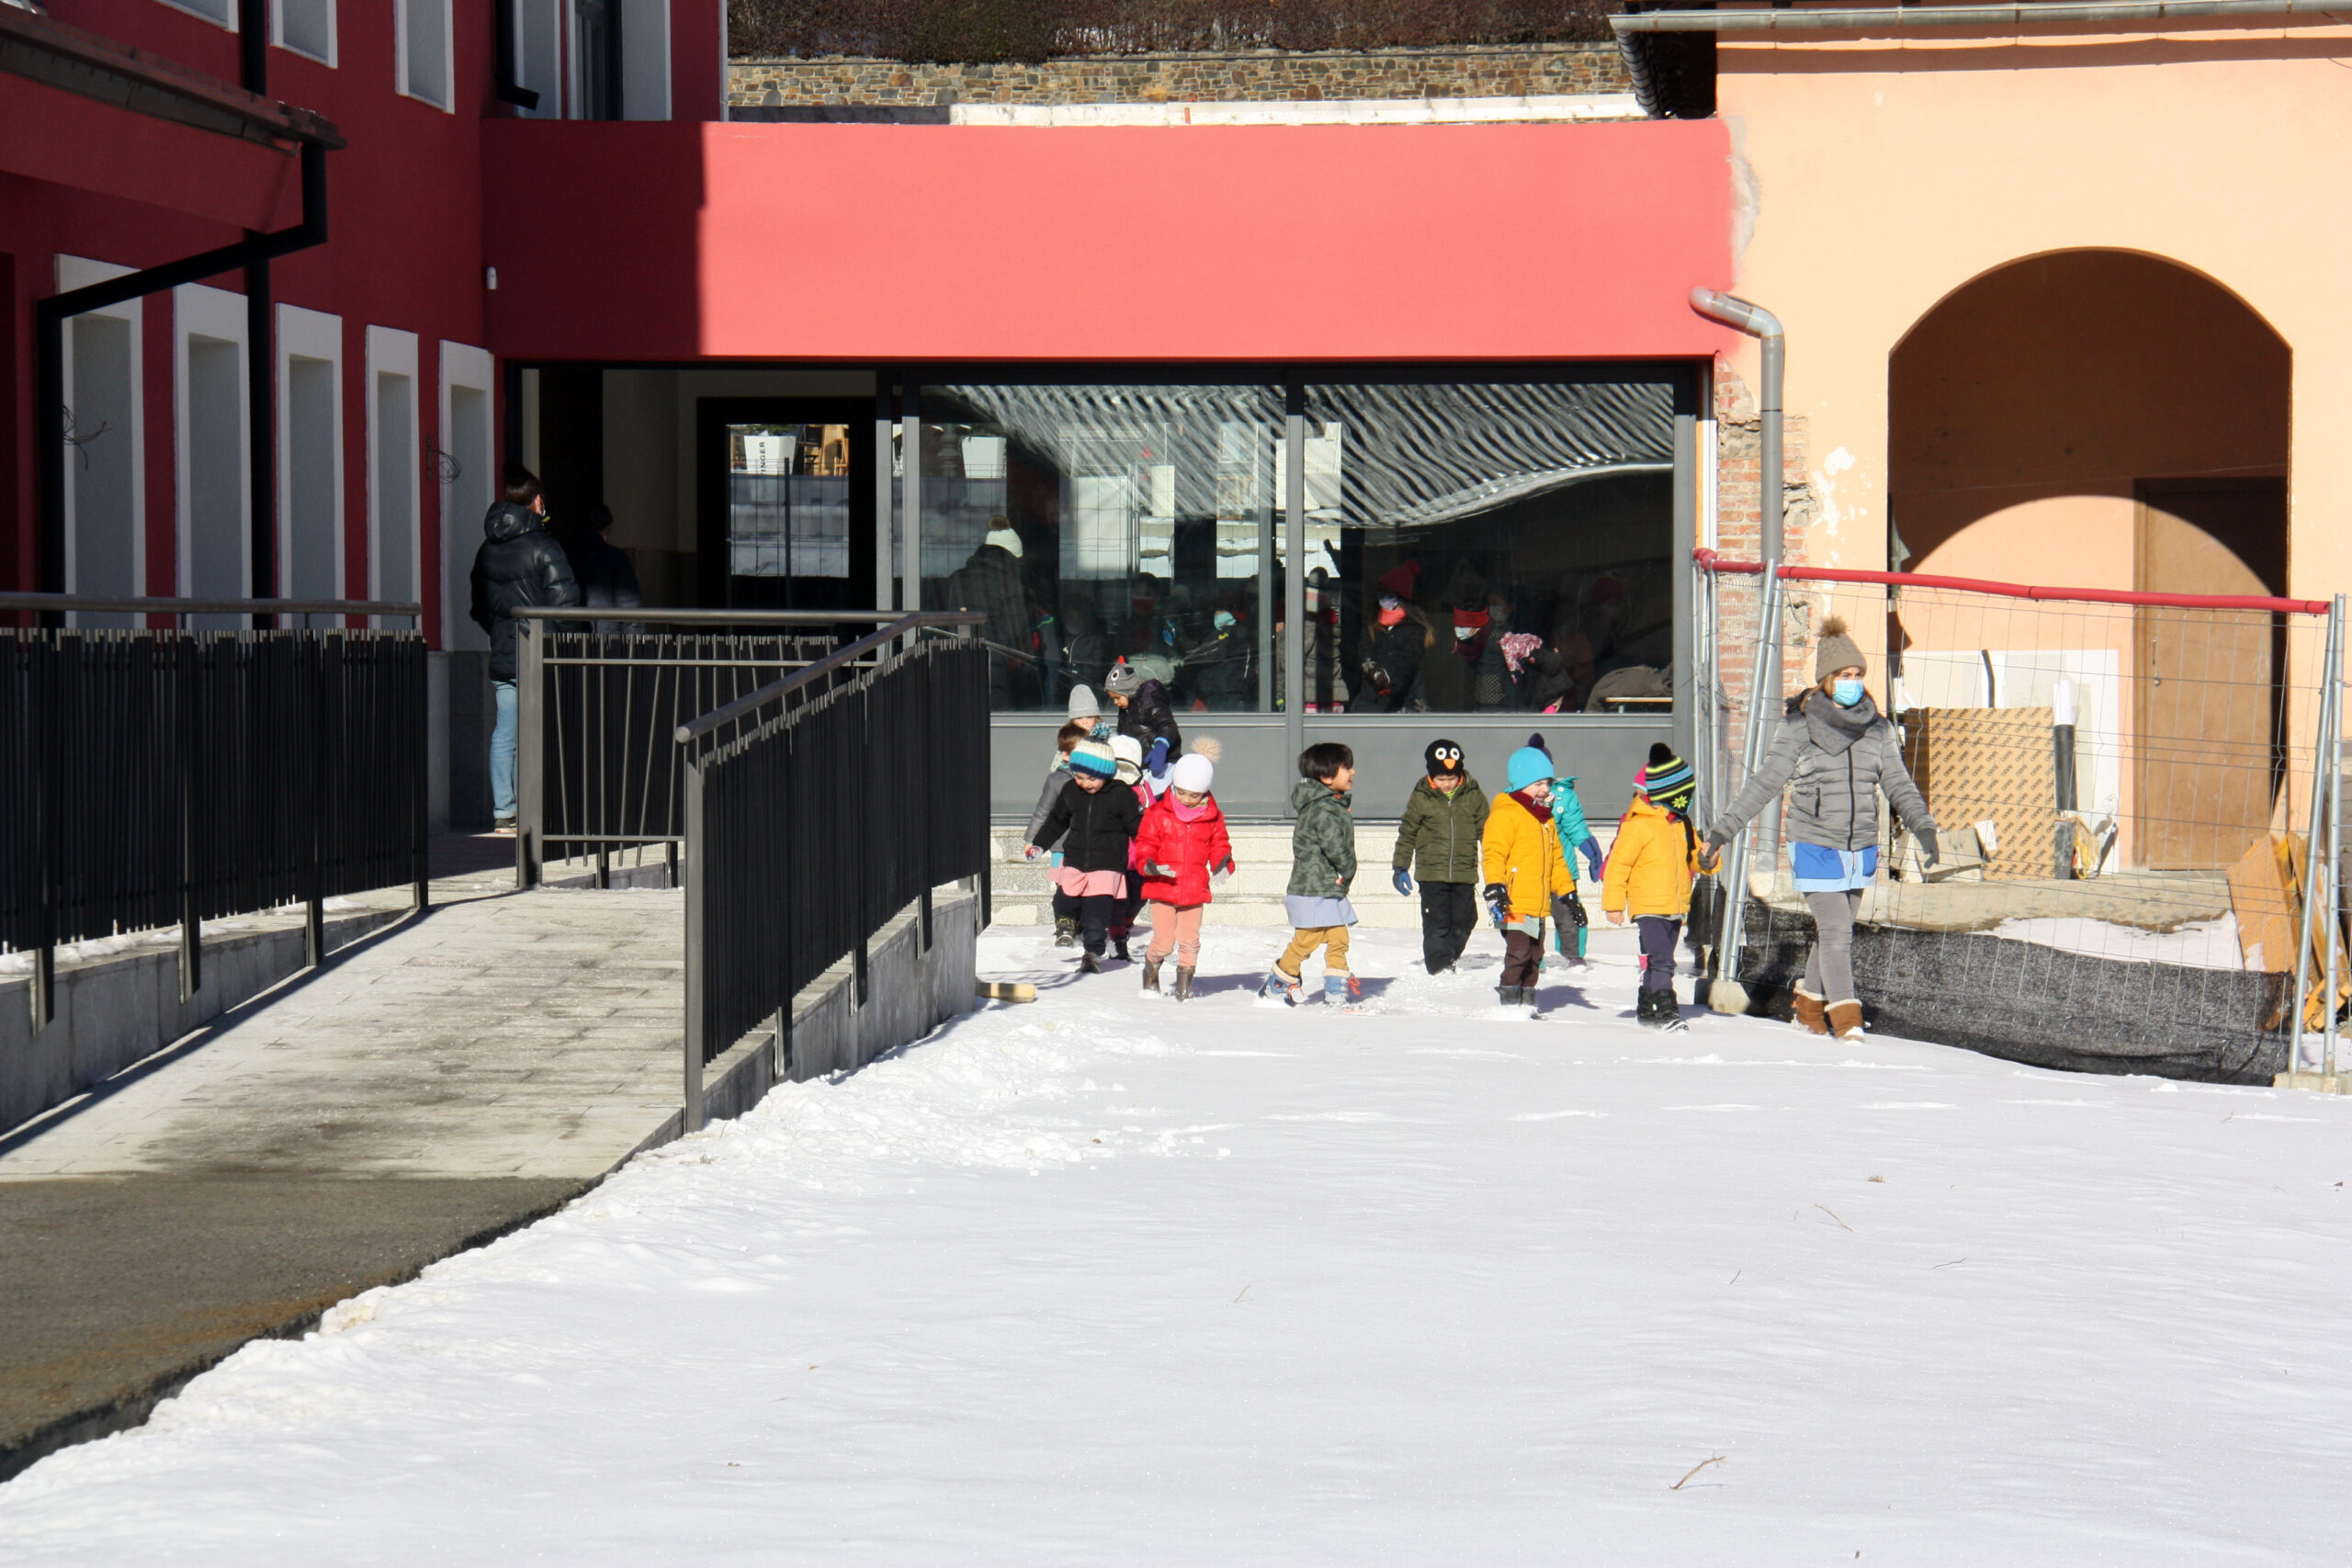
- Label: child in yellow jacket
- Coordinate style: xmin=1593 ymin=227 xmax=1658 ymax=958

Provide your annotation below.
xmin=1602 ymin=744 xmax=1716 ymax=1032
xmin=1481 ymin=746 xmax=1578 ymax=1013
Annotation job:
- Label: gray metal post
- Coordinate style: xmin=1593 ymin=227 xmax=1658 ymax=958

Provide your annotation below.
xmin=875 ymin=383 xmax=896 ymax=614
xmin=516 ymin=617 xmax=543 ymax=888
xmin=2290 ymin=600 xmax=2339 ymax=1076
xmin=2326 ymin=595 xmax=2346 ymax=1077
xmin=1713 ymin=568 xmax=1784 ymax=989
xmin=900 ymin=393 xmax=922 ymax=619
xmin=682 ymin=760 xmax=705 ymax=1134
xmin=1283 ymin=387 xmax=1306 ymax=794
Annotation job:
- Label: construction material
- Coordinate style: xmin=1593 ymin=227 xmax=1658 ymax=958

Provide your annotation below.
xmin=977 ymin=980 xmax=1037 ymax=1002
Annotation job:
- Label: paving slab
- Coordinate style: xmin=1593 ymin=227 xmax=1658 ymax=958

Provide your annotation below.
xmin=0 ymin=883 xmax=689 ymax=1477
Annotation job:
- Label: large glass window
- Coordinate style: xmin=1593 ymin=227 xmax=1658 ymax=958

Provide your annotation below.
xmin=728 ymin=423 xmax=853 ymax=585
xmin=922 ymin=383 xmax=1281 ymax=713
xmin=1301 ymin=378 xmax=1678 ymax=716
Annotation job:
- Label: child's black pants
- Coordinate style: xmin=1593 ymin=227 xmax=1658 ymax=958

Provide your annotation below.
xmin=1077 ymin=893 xmax=1118 ymax=956
xmin=1637 ymin=916 xmax=1682 ymax=991
xmin=1419 ymin=881 xmax=1477 ymax=974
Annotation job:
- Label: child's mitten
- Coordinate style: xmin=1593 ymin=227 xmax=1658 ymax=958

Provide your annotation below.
xmin=1392 ymin=867 xmax=1413 ymax=897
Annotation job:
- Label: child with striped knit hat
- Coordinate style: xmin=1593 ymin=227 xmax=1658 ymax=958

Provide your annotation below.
xmin=1600 ymin=743 xmax=1717 ymax=1032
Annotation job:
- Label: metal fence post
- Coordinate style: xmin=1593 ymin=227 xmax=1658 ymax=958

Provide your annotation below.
xmin=413 ymin=637 xmax=430 ymax=911
xmin=29 ymin=636 xmax=57 ymax=1033
xmin=683 ymin=756 xmax=706 ymax=1134
xmin=2290 ymin=599 xmax=2341 ymax=1076
xmin=1711 ymin=567 xmax=1784 ymax=996
xmin=177 ymin=636 xmax=201 ymax=1003
xmin=2325 ymin=595 xmax=2346 ymax=1079
xmin=516 ymin=616 xmax=544 ymax=889
xmin=305 ymin=635 xmax=327 ymax=969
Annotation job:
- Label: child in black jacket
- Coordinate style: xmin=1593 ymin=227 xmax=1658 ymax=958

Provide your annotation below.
xmin=1028 ymin=739 xmax=1144 ymax=973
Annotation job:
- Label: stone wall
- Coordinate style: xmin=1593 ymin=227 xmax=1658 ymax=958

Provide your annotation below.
xmin=729 ymin=43 xmax=1630 ymax=108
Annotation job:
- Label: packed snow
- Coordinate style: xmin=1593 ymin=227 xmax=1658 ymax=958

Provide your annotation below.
xmin=3 ymin=923 xmax=2349 ymax=1565
xmin=1988 ymin=912 xmax=2245 ymax=971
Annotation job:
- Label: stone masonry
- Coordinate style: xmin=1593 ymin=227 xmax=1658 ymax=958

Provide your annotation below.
xmin=729 ymin=43 xmax=1629 ymax=108
xmin=1712 ymin=367 xmax=1818 ymax=727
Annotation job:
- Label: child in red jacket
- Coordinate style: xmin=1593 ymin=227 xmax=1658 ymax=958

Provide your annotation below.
xmin=1134 ymin=750 xmax=1233 ymax=1002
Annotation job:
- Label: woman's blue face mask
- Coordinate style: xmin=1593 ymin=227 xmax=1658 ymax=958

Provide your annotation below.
xmin=1831 ymin=677 xmax=1865 ymax=708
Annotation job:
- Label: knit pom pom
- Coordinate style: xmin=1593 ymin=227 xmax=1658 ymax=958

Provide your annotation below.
xmin=1819 ymin=615 xmax=1849 ymax=640
xmin=1187 ymin=737 xmax=1224 ymax=763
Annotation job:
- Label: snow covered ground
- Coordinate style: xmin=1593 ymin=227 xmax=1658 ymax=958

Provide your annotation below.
xmin=4 ymin=924 xmax=2349 ymax=1565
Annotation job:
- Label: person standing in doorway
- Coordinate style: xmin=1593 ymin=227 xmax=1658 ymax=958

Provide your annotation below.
xmin=470 ymin=464 xmax=582 ymax=835
xmin=562 ymin=502 xmax=644 ymax=636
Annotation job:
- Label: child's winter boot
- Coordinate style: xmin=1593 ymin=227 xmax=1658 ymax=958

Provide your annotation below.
xmin=1113 ymin=934 xmax=1131 ymax=963
xmin=1826 ymin=999 xmax=1865 ymax=1042
xmin=1053 ymin=917 xmax=1078 ymax=948
xmin=1141 ymin=957 xmax=1162 ymax=995
xmin=1173 ymin=966 xmax=1195 ymax=1002
xmin=1636 ymin=988 xmax=1667 ymax=1029
xmin=1325 ymin=973 xmax=1365 ymax=1013
xmin=1656 ymin=990 xmax=1690 ymax=1033
xmin=1081 ymin=950 xmax=1103 ymax=976
xmin=1791 ymin=986 xmax=1828 ymax=1036
xmin=1497 ymin=984 xmax=1525 ymax=1010
xmin=1259 ymin=966 xmax=1302 ymax=1007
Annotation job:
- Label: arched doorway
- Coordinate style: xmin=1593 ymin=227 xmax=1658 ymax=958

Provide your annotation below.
xmin=1889 ymin=250 xmax=2290 ymax=870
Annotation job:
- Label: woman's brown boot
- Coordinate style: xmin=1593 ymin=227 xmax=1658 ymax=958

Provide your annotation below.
xmin=1173 ymin=966 xmax=1195 ymax=1002
xmin=1792 ymin=987 xmax=1829 ymax=1036
xmin=1826 ymin=999 xmax=1866 ymax=1042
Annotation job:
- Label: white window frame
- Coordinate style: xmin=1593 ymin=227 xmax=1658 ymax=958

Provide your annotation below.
xmin=57 ymin=256 xmax=148 ymax=610
xmin=439 ymin=341 xmax=497 ymax=652
xmin=275 ymin=303 xmax=345 ymax=603
xmin=622 ymin=0 xmax=670 ymax=121
xmin=395 ymin=0 xmax=456 ymax=112
xmin=272 ymin=0 xmax=338 ymax=66
xmin=366 ymin=326 xmax=423 ymax=623
xmin=155 ymin=0 xmax=239 ymax=31
xmin=173 ymin=283 xmax=252 ymax=603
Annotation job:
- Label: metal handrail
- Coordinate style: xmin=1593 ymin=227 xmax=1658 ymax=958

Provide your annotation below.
xmin=676 ymin=613 xmax=986 ymax=748
xmin=508 ymin=607 xmax=922 ymax=625
xmin=0 ymin=593 xmax=422 ymax=618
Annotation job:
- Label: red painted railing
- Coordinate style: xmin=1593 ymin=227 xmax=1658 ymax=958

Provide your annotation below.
xmin=1691 ymin=548 xmax=2330 ymax=617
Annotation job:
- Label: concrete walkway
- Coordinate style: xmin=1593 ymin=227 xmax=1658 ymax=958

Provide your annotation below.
xmin=0 ymin=874 xmax=688 ymax=1475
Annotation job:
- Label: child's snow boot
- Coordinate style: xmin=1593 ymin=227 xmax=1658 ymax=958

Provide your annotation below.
xmin=1497 ymin=984 xmax=1525 ymax=1010
xmin=1791 ymin=986 xmax=1829 ymax=1036
xmin=1081 ymin=951 xmax=1103 ymax=975
xmin=1826 ymin=999 xmax=1866 ymax=1042
xmin=1173 ymin=966 xmax=1195 ymax=1002
xmin=1141 ymin=957 xmax=1162 ymax=995
xmin=1636 ymin=989 xmax=1668 ymax=1029
xmin=1259 ymin=966 xmax=1302 ymax=1007
xmin=1113 ymin=934 xmax=1131 ymax=963
xmin=1655 ymin=990 xmax=1690 ymax=1033
xmin=1053 ymin=917 xmax=1079 ymax=948
xmin=1325 ymin=973 xmax=1365 ymax=1013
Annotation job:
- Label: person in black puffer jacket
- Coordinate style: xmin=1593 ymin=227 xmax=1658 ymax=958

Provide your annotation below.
xmin=561 ymin=502 xmax=644 ymax=637
xmin=1104 ymin=660 xmax=1182 ymax=771
xmin=469 ymin=464 xmax=582 ymax=829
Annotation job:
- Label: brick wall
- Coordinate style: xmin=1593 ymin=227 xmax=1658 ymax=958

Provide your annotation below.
xmin=1711 ymin=367 xmax=1817 ymax=729
xmin=728 ymin=43 xmax=1631 ymax=108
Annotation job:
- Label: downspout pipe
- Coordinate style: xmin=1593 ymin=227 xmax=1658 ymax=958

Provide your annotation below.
xmin=241 ymin=0 xmax=273 ymax=616
xmin=36 ymin=139 xmax=331 ymax=601
xmin=1689 ymin=288 xmax=1786 ymax=1014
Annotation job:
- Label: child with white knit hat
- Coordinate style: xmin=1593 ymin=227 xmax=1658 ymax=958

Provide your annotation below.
xmin=1133 ymin=743 xmax=1232 ymax=1002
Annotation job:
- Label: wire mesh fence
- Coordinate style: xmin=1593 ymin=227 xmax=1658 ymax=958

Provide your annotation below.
xmin=1692 ymin=554 xmax=2345 ymax=1082
xmin=0 ymin=626 xmax=427 ymax=1020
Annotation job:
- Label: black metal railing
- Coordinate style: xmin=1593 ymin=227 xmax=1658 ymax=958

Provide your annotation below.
xmin=676 ymin=613 xmax=989 ymax=1129
xmin=511 ymin=610 xmax=938 ymax=888
xmin=0 ymin=597 xmax=427 ymax=1027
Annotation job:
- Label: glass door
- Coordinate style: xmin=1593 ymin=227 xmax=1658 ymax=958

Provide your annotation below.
xmin=696 ymin=400 xmax=876 ymax=610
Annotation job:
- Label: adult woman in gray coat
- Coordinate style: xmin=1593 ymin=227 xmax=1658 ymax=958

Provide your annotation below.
xmin=1704 ymin=618 xmax=1939 ymax=1041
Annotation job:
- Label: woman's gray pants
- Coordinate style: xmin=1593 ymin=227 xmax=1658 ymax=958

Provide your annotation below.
xmin=1802 ymin=889 xmax=1863 ymax=1003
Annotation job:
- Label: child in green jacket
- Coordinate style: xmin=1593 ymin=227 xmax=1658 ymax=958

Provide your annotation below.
xmin=1391 ymin=738 xmax=1490 ymax=976
xmin=1262 ymin=742 xmax=1362 ymax=1010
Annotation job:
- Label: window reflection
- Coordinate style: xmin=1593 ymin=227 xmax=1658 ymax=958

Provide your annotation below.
xmin=1302 ymin=380 xmax=1678 ymax=716
xmin=728 ymin=423 xmax=852 ymax=584
xmin=922 ymin=384 xmax=1280 ymax=712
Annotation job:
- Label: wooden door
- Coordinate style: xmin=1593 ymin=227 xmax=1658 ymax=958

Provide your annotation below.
xmin=2134 ymin=479 xmax=2287 ymax=868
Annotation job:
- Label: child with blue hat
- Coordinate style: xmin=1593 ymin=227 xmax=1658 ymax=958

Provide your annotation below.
xmin=1479 ymin=744 xmax=1578 ymax=1012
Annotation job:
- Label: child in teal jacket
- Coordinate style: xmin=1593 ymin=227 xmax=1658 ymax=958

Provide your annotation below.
xmin=1525 ymin=734 xmax=1605 ymax=960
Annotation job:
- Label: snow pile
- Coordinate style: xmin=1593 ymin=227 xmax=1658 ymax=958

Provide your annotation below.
xmin=2 ymin=925 xmax=2347 ymax=1565
xmin=1987 ymin=912 xmax=2244 ymax=970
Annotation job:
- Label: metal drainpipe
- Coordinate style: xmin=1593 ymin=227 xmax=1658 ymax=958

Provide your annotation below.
xmin=1689 ymin=288 xmax=1786 ymax=1006
xmin=242 ymin=0 xmax=274 ymax=620
xmin=36 ymin=141 xmax=331 ymax=601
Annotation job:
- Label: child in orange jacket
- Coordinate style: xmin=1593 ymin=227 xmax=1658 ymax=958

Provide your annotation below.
xmin=1601 ymin=744 xmax=1716 ymax=1032
xmin=1480 ymin=746 xmax=1578 ymax=1013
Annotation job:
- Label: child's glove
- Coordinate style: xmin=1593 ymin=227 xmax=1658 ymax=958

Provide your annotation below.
xmin=1578 ymin=839 xmax=1605 ymax=883
xmin=1212 ymin=855 xmax=1234 ymax=878
xmin=1483 ymin=882 xmax=1510 ymax=929
xmin=1143 ymin=862 xmax=1175 ymax=880
xmin=1393 ymin=867 xmax=1414 ymax=897
xmin=1145 ymin=738 xmax=1170 ymax=775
